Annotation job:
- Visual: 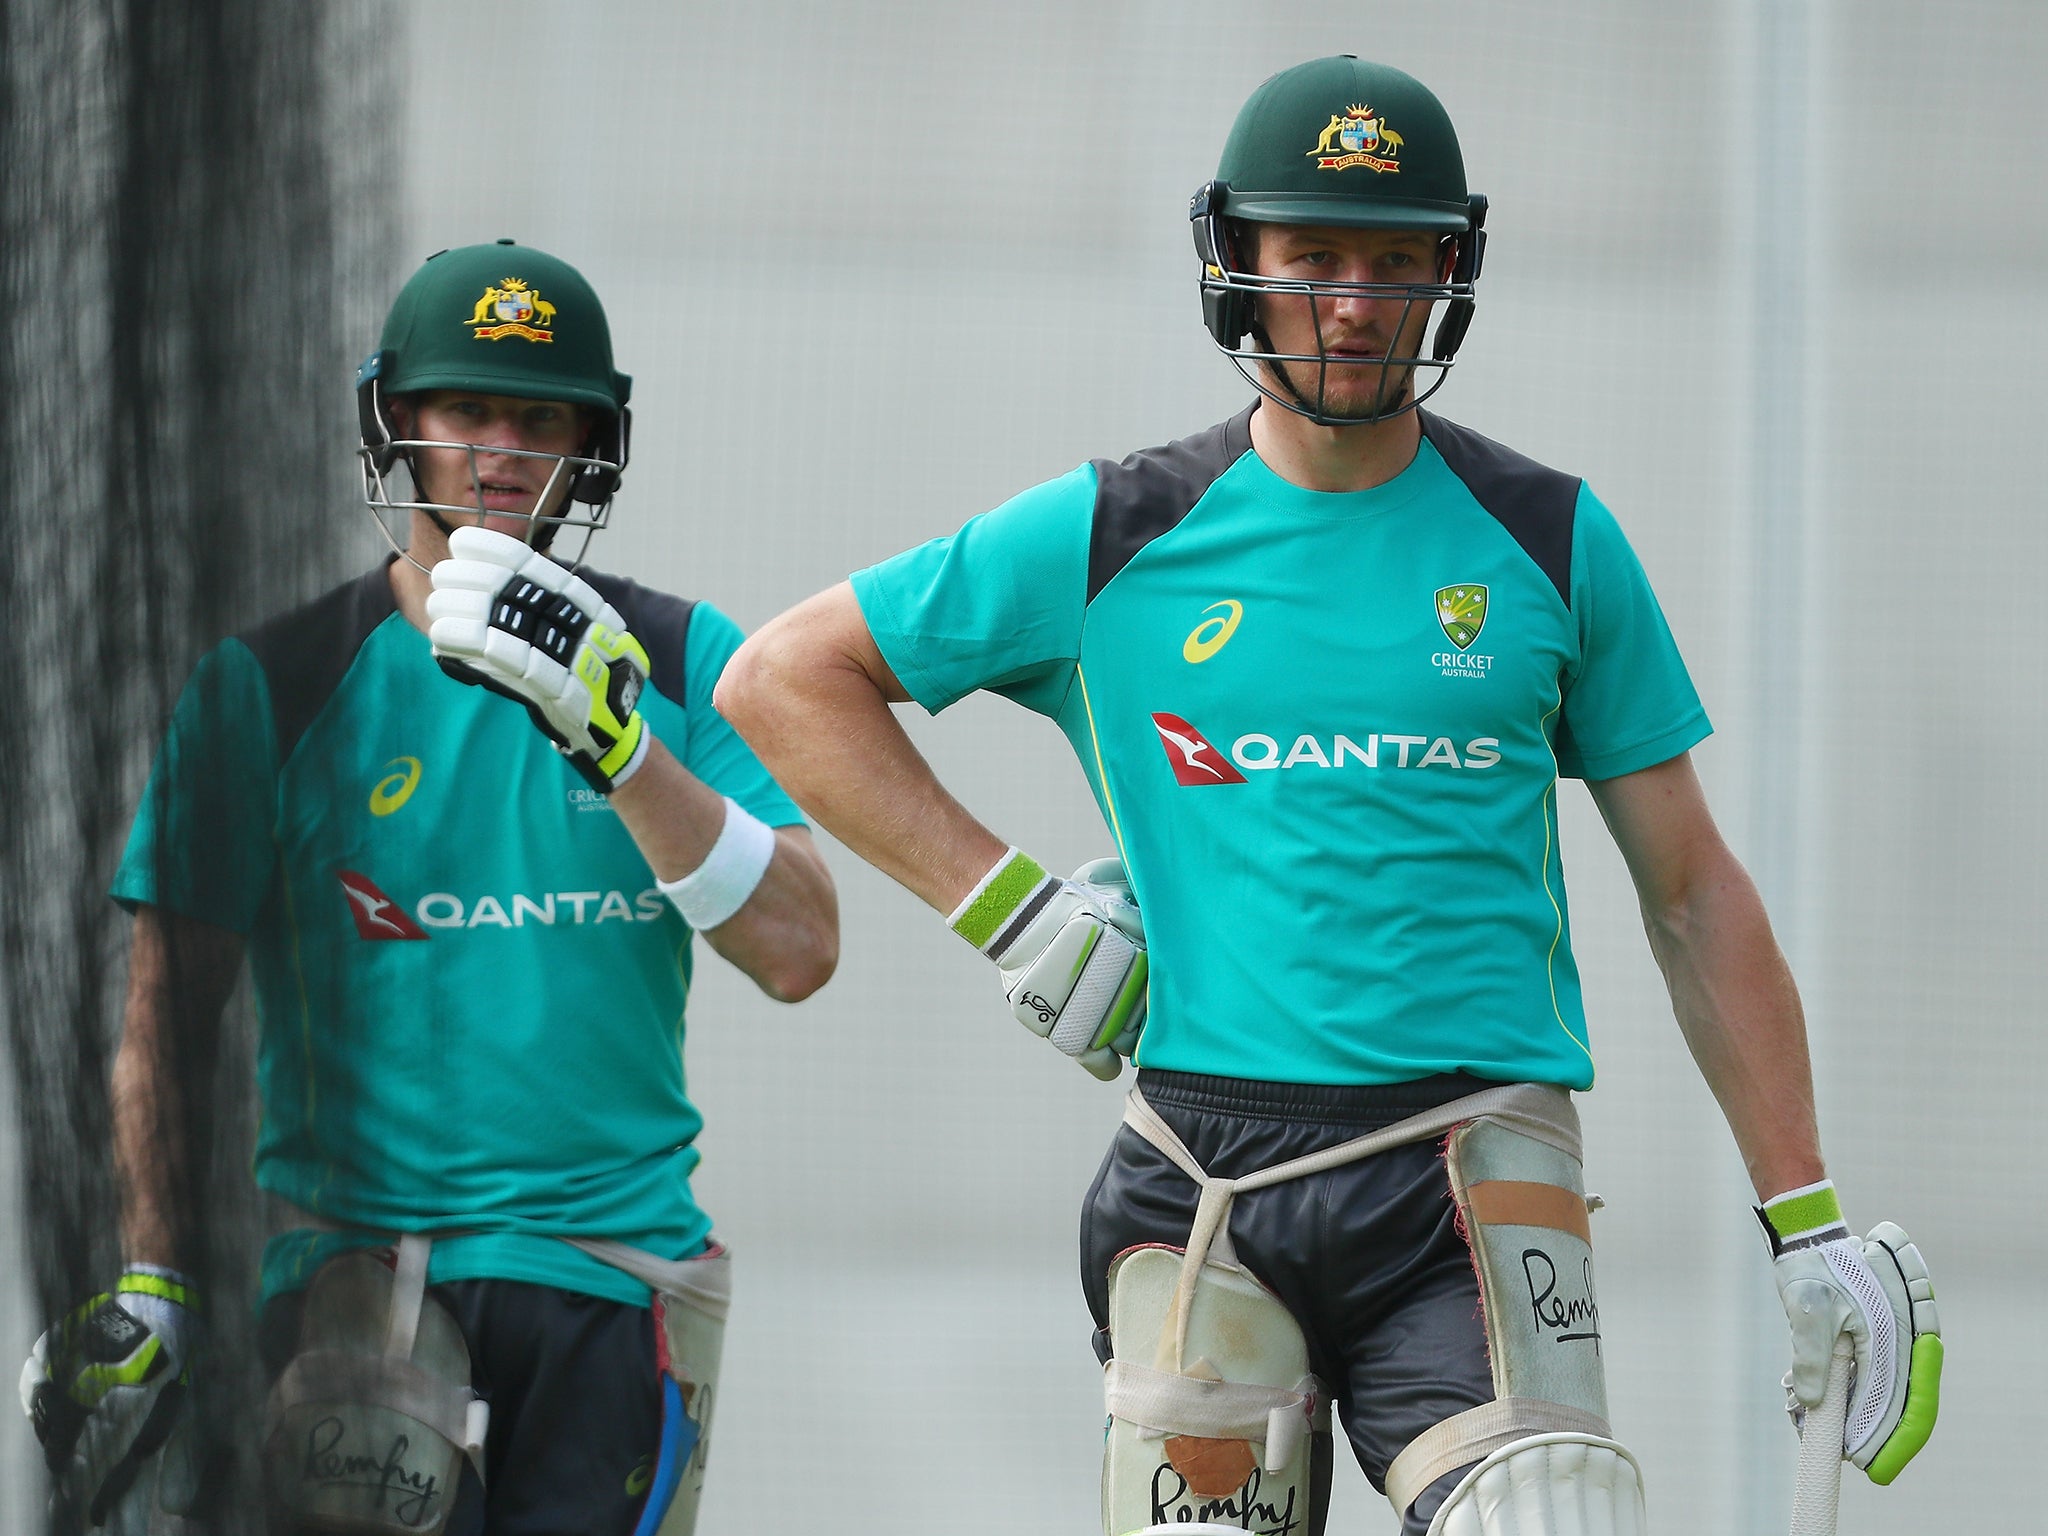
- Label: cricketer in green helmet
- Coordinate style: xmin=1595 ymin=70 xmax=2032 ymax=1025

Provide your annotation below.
xmin=718 ymin=54 xmax=1940 ymax=1536
xmin=24 ymin=239 xmax=837 ymax=1535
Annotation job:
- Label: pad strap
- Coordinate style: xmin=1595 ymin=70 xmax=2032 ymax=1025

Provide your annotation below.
xmin=563 ymin=1238 xmax=731 ymax=1324
xmin=1104 ymin=1360 xmax=1320 ymax=1440
xmin=266 ymin=1200 xmax=728 ymax=1319
xmin=1385 ymin=1398 xmax=1616 ymax=1516
xmin=1121 ymin=1082 xmax=1581 ymax=1373
xmin=1105 ymin=1358 xmax=1328 ymax=1474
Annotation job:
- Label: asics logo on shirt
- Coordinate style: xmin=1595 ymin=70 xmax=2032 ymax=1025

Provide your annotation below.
xmin=1150 ymin=713 xmax=1248 ymax=785
xmin=338 ymin=870 xmax=430 ymax=940
xmin=1182 ymin=600 xmax=1244 ymax=664
xmin=368 ymin=756 xmax=423 ymax=817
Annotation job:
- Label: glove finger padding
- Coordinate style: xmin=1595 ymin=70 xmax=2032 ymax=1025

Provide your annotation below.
xmin=428 ymin=525 xmax=652 ymax=792
xmin=1855 ymin=1223 xmax=1943 ymax=1483
xmin=950 ymin=851 xmax=1149 ymax=1080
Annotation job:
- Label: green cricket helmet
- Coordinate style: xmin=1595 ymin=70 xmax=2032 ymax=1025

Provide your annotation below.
xmin=357 ymin=240 xmax=634 ymax=563
xmin=1191 ymin=57 xmax=1488 ymax=424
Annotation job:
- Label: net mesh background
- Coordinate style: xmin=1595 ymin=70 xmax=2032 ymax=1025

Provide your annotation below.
xmin=3 ymin=2 xmax=2038 ymax=1531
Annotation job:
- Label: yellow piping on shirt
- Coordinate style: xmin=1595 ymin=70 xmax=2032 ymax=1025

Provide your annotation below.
xmin=1076 ymin=664 xmax=1129 ymax=868
xmin=1538 ymin=695 xmax=1593 ymax=1077
xmin=275 ymin=842 xmax=330 ymax=1205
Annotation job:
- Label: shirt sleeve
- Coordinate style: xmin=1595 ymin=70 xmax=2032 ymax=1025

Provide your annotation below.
xmin=1556 ymin=486 xmax=1713 ymax=780
xmin=682 ymin=601 xmax=805 ymax=828
xmin=111 ymin=638 xmax=282 ymax=930
xmin=849 ymin=464 xmax=1095 ymax=718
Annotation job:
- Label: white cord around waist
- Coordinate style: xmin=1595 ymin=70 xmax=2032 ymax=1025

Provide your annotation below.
xmin=1121 ymin=1081 xmax=1581 ymax=1373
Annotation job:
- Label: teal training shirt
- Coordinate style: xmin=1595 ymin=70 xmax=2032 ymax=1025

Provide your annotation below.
xmin=114 ymin=560 xmax=802 ymax=1305
xmin=853 ymin=407 xmax=1710 ymax=1090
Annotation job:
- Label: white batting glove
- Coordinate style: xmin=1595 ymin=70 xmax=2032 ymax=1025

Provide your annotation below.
xmin=1759 ymin=1182 xmax=1943 ymax=1484
xmin=21 ymin=1266 xmax=200 ymax=1525
xmin=949 ymin=849 xmax=1148 ymax=1080
xmin=427 ymin=525 xmax=653 ymax=792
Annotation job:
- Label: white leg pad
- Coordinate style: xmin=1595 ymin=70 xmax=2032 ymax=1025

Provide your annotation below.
xmin=1425 ymin=1433 xmax=1646 ymax=1536
xmin=264 ymin=1240 xmax=482 ymax=1535
xmin=1103 ymin=1244 xmax=1327 ymax=1536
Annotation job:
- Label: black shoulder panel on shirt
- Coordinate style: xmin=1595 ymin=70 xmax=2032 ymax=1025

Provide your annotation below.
xmin=1419 ymin=410 xmax=1580 ymax=610
xmin=582 ymin=570 xmax=698 ymax=706
xmin=1087 ymin=405 xmax=1256 ymax=602
xmin=239 ymin=563 xmax=398 ymax=764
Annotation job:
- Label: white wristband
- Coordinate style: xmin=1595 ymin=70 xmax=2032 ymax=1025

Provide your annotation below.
xmin=658 ymin=798 xmax=777 ymax=930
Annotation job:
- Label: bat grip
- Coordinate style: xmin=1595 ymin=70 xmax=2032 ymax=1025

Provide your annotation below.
xmin=1790 ymin=1335 xmax=1855 ymax=1535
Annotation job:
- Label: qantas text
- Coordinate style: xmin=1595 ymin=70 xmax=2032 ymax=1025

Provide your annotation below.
xmin=1230 ymin=733 xmax=1502 ymax=771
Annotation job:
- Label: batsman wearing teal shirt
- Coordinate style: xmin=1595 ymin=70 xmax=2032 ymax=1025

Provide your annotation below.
xmin=22 ymin=243 xmax=838 ymax=1536
xmin=722 ymin=56 xmax=1940 ymax=1536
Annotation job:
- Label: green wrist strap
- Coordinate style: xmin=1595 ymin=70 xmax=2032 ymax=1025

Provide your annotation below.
xmin=117 ymin=1270 xmax=197 ymax=1311
xmin=1758 ymin=1180 xmax=1850 ymax=1254
xmin=949 ymin=849 xmax=1054 ymax=957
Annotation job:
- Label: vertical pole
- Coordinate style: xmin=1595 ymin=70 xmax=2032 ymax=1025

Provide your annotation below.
xmin=1741 ymin=0 xmax=1821 ymax=1529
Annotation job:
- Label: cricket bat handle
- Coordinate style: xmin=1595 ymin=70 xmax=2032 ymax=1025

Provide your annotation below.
xmin=1790 ymin=1336 xmax=1855 ymax=1535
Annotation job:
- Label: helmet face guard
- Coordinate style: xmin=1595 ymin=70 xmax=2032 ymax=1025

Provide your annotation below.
xmin=356 ymin=362 xmax=631 ymax=570
xmin=357 ymin=241 xmax=632 ymax=569
xmin=1192 ymin=184 xmax=1487 ymax=426
xmin=1195 ymin=56 xmax=1486 ymax=426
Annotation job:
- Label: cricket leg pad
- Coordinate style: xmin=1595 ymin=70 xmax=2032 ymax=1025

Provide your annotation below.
xmin=639 ymin=1244 xmax=729 ymax=1536
xmin=263 ymin=1238 xmax=485 ymax=1535
xmin=1425 ymin=1433 xmax=1646 ymax=1536
xmin=1102 ymin=1243 xmax=1329 ymax=1536
xmin=1444 ymin=1102 xmax=1611 ymax=1423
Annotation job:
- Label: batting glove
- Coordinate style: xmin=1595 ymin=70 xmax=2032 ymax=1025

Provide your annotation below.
xmin=1759 ymin=1181 xmax=1943 ymax=1483
xmin=427 ymin=525 xmax=653 ymax=792
xmin=21 ymin=1266 xmax=199 ymax=1525
xmin=950 ymin=849 xmax=1148 ymax=1080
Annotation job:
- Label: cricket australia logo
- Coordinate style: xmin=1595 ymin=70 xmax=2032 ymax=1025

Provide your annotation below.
xmin=1435 ymin=584 xmax=1488 ymax=650
xmin=1308 ymin=104 xmax=1405 ymax=173
xmin=466 ymin=277 xmax=556 ymax=343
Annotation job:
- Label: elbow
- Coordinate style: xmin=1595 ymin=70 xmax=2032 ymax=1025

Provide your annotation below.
xmin=757 ymin=925 xmax=839 ymax=1004
xmin=712 ymin=635 xmax=772 ymax=739
xmin=716 ymin=617 xmax=811 ymax=746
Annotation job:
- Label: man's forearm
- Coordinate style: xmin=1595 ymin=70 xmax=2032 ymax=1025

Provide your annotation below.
xmin=609 ymin=740 xmax=838 ymax=1001
xmin=1641 ymin=856 xmax=1826 ymax=1199
xmin=114 ymin=907 xmax=242 ymax=1267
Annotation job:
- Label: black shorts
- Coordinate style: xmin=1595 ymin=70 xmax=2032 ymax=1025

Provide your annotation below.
xmin=1082 ymin=1069 xmax=1497 ymax=1536
xmin=261 ymin=1275 xmax=670 ymax=1536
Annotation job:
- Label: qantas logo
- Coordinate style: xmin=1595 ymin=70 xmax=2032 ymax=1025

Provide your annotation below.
xmin=1150 ymin=714 xmax=1504 ymax=784
xmin=339 ymin=871 xmax=670 ymax=937
xmin=338 ymin=870 xmax=429 ymax=940
xmin=1150 ymin=713 xmax=1248 ymax=785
